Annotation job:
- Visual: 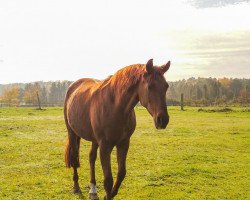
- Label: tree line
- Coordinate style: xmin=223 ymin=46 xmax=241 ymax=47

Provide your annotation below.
xmin=0 ymin=81 xmax=72 ymax=107
xmin=167 ymin=77 xmax=250 ymax=106
xmin=0 ymin=78 xmax=249 ymax=107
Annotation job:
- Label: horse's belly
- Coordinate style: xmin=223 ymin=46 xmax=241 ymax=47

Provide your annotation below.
xmin=68 ymin=113 xmax=94 ymax=141
xmin=70 ymin=122 xmax=93 ymax=141
xmin=67 ymin=101 xmax=94 ymax=141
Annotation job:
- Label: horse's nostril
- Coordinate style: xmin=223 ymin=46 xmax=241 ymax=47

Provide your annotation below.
xmin=157 ymin=116 xmax=162 ymax=126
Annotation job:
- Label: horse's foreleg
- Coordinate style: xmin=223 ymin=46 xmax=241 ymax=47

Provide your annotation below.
xmin=100 ymin=142 xmax=114 ymax=200
xmin=111 ymin=139 xmax=129 ymax=198
xmin=89 ymin=142 xmax=99 ymax=200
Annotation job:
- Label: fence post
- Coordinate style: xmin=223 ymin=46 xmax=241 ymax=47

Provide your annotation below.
xmin=181 ymin=93 xmax=184 ymax=111
xmin=36 ymin=91 xmax=41 ymax=110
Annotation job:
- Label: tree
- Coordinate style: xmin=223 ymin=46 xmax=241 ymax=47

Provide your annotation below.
xmin=40 ymin=86 xmax=48 ymax=106
xmin=230 ymin=79 xmax=242 ymax=99
xmin=203 ymin=84 xmax=208 ymax=100
xmin=0 ymin=86 xmax=20 ymax=106
xmin=49 ymin=82 xmax=58 ymax=105
xmin=24 ymin=83 xmax=41 ymax=107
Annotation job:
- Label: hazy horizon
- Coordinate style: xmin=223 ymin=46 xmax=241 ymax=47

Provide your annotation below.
xmin=1 ymin=75 xmax=249 ymax=86
xmin=1 ymin=0 xmax=250 ymax=84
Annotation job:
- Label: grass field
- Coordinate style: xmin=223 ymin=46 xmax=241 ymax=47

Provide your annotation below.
xmin=0 ymin=107 xmax=249 ymax=200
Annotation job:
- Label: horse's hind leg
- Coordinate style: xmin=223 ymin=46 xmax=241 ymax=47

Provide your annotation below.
xmin=89 ymin=142 xmax=99 ymax=200
xmin=65 ymin=130 xmax=81 ymax=193
xmin=73 ymin=164 xmax=80 ymax=193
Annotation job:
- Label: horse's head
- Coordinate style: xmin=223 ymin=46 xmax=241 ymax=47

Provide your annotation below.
xmin=138 ymin=59 xmax=170 ymax=129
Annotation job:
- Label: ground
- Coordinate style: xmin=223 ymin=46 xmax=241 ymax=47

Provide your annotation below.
xmin=0 ymin=107 xmax=249 ymax=200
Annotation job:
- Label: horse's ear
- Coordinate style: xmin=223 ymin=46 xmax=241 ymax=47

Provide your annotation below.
xmin=146 ymin=59 xmax=154 ymax=74
xmin=160 ymin=61 xmax=171 ymax=74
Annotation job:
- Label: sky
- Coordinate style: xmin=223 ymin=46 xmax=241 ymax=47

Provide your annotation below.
xmin=0 ymin=0 xmax=250 ymax=84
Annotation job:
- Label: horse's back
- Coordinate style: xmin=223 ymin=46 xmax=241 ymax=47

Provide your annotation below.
xmin=66 ymin=78 xmax=100 ymax=98
xmin=64 ymin=78 xmax=100 ymax=141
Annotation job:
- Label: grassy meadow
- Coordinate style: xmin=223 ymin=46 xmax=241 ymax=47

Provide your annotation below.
xmin=0 ymin=107 xmax=249 ymax=200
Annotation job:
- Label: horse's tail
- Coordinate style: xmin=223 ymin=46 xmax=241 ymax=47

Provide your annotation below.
xmin=64 ymin=93 xmax=80 ymax=168
xmin=65 ymin=138 xmax=71 ymax=168
xmin=64 ymin=126 xmax=81 ymax=168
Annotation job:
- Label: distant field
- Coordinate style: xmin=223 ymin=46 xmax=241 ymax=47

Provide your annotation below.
xmin=0 ymin=107 xmax=249 ymax=200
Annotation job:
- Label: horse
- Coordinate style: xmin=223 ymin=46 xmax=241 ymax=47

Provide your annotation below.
xmin=64 ymin=59 xmax=171 ymax=200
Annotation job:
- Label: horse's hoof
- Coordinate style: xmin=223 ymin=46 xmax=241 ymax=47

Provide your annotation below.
xmin=104 ymin=196 xmax=113 ymax=200
xmin=89 ymin=193 xmax=99 ymax=200
xmin=73 ymin=187 xmax=81 ymax=194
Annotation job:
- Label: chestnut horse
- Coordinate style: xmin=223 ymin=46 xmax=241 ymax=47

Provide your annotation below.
xmin=64 ymin=59 xmax=171 ymax=200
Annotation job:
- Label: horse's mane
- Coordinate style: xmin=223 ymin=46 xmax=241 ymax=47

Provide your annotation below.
xmin=96 ymin=64 xmax=166 ymax=94
xmin=94 ymin=64 xmax=145 ymax=92
xmin=109 ymin=64 xmax=145 ymax=89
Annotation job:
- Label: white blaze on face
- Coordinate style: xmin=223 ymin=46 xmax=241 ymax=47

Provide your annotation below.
xmin=89 ymin=183 xmax=97 ymax=194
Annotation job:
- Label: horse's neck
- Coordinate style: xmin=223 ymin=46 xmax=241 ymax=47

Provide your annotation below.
xmin=112 ymin=79 xmax=140 ymax=113
xmin=119 ymin=84 xmax=139 ymax=113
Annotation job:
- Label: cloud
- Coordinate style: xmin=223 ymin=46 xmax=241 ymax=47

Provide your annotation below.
xmin=164 ymin=30 xmax=250 ymax=80
xmin=187 ymin=0 xmax=250 ymax=8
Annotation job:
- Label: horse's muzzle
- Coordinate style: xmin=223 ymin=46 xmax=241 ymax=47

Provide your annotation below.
xmin=155 ymin=113 xmax=169 ymax=129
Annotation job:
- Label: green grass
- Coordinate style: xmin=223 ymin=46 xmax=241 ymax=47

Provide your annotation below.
xmin=0 ymin=107 xmax=249 ymax=200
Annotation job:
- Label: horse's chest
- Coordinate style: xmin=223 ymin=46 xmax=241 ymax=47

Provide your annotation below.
xmin=106 ymin=122 xmax=135 ymax=143
xmin=93 ymin=112 xmax=136 ymax=144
